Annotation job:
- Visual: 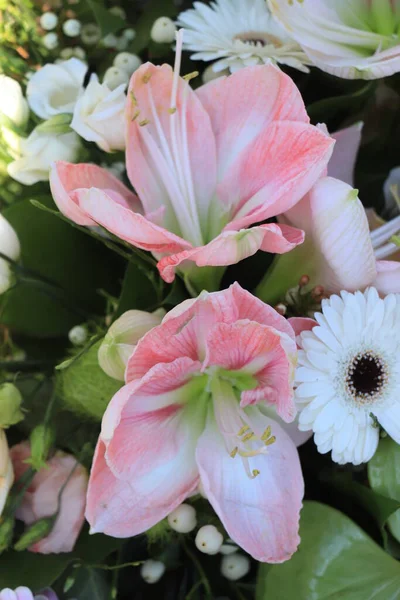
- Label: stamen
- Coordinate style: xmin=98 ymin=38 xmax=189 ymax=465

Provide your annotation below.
xmin=131 ymin=110 xmax=140 ymax=121
xmin=241 ymin=432 xmax=257 ymax=442
xmin=261 ymin=426 xmax=272 ymax=441
xmin=264 ymin=436 xmax=276 ymax=446
xmin=371 ymin=214 xmax=400 ymax=259
xmin=138 ymin=119 xmax=149 ymax=127
xmin=230 ymin=447 xmax=238 ymax=458
xmin=142 ymin=72 xmax=152 ymax=83
xmin=237 ymin=425 xmax=250 ymax=436
xmin=183 ymin=71 xmax=199 ymax=82
xmin=252 ymin=469 xmax=260 ymax=478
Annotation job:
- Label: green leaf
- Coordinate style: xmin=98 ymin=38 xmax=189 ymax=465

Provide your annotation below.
xmin=129 ymin=0 xmax=178 ymax=54
xmin=84 ymin=0 xmax=125 ymax=37
xmin=116 ymin=261 xmax=161 ymax=317
xmin=369 ymin=437 xmax=400 ymax=543
xmin=256 ymin=502 xmax=400 ymax=600
xmin=68 ymin=568 xmax=111 ymax=600
xmin=2 ymin=197 xmax=122 ymax=337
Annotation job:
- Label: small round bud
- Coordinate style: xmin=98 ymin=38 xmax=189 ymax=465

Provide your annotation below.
xmin=28 ymin=425 xmax=55 ymax=471
xmin=195 ymin=525 xmax=223 ymax=555
xmin=102 ymin=33 xmax=118 ymax=48
xmin=109 ymin=6 xmax=126 ymax=19
xmin=140 ymin=559 xmax=165 ymax=584
xmin=311 ymin=285 xmax=325 ymax=299
xmin=113 ymin=52 xmax=142 ymax=76
xmin=299 ymin=274 xmax=310 ymax=287
xmin=115 ymin=36 xmax=129 ymax=51
xmin=60 ymin=47 xmax=74 ymax=59
xmin=73 ymin=46 xmax=86 ymax=59
xmin=0 ymin=383 xmax=24 ymax=428
xmin=123 ymin=28 xmax=136 ymax=41
xmin=43 ymin=32 xmax=59 ymax=50
xmin=81 ymin=23 xmax=101 ymax=45
xmin=220 ymin=542 xmax=239 ymax=555
xmin=150 ymin=17 xmax=176 ymax=44
xmin=167 ymin=503 xmax=197 ymax=533
xmin=221 ymin=554 xmax=250 ymax=581
xmin=103 ymin=66 xmax=129 ymax=90
xmin=40 ymin=12 xmax=58 ymax=31
xmin=274 ymin=303 xmax=287 ymax=316
xmin=68 ymin=325 xmax=88 ymax=346
xmin=63 ymin=18 xmax=82 ymax=37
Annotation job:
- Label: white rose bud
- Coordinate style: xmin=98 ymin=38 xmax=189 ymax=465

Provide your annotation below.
xmin=27 ymin=58 xmax=87 ymax=119
xmin=150 ymin=17 xmax=176 ymax=44
xmin=0 ymin=430 xmax=13 ymax=518
xmin=0 ymin=214 xmax=20 ymax=295
xmin=40 ymin=12 xmax=58 ymax=31
xmin=221 ymin=554 xmax=250 ymax=581
xmin=63 ymin=18 xmax=82 ymax=38
xmin=43 ymin=32 xmax=59 ymax=50
xmin=98 ymin=309 xmax=165 ymax=381
xmin=7 ymin=128 xmax=80 ymax=185
xmin=68 ymin=325 xmax=88 ymax=346
xmin=71 ymin=76 xmax=126 ymax=152
xmin=113 ymin=52 xmax=142 ymax=76
xmin=103 ymin=66 xmax=129 ymax=90
xmin=140 ymin=560 xmax=165 ymax=584
xmin=0 ymin=75 xmax=29 ymax=127
xmin=167 ymin=504 xmax=197 ymax=533
xmin=195 ymin=525 xmax=224 ymax=555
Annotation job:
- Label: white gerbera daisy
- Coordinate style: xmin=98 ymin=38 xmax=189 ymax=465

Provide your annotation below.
xmin=176 ymin=0 xmax=310 ymax=74
xmin=295 ymin=288 xmax=400 ymax=465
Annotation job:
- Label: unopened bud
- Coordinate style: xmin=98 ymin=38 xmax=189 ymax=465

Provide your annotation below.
xmin=299 ymin=275 xmax=310 ymax=287
xmin=311 ymin=285 xmax=325 ymax=299
xmin=195 ymin=525 xmax=223 ymax=555
xmin=0 ymin=516 xmax=15 ymax=553
xmin=98 ymin=309 xmax=165 ymax=380
xmin=274 ymin=303 xmax=287 ymax=316
xmin=27 ymin=425 xmax=55 ymax=471
xmin=140 ymin=559 xmax=165 ymax=584
xmin=167 ymin=503 xmax=197 ymax=533
xmin=150 ymin=17 xmax=176 ymax=44
xmin=221 ymin=553 xmax=250 ymax=581
xmin=68 ymin=325 xmax=88 ymax=346
xmin=0 ymin=383 xmax=24 ymax=428
xmin=14 ymin=515 xmax=57 ymax=551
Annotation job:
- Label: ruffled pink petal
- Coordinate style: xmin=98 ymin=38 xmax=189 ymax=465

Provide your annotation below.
xmin=196 ymin=411 xmax=303 ymax=562
xmin=219 ymin=121 xmax=334 ymax=229
xmin=374 ymin=261 xmax=400 ymax=295
xmin=78 ymin=188 xmax=192 ymax=253
xmin=49 ymin=161 xmax=140 ymax=226
xmin=126 ymin=62 xmax=217 ymax=234
xmin=197 ymin=64 xmax=309 ymax=181
xmin=157 ymin=223 xmax=305 ymax=283
xmin=203 ymin=321 xmax=296 ymax=422
xmin=329 ymin=124 xmax=363 ymax=186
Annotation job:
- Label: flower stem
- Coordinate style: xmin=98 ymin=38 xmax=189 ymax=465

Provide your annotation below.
xmin=181 ymin=536 xmax=213 ymax=599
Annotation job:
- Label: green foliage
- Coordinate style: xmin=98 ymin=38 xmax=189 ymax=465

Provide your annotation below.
xmin=84 ymin=0 xmax=125 ymax=37
xmin=129 ymin=0 xmax=178 ymax=55
xmin=256 ymin=502 xmax=400 ymax=600
xmin=369 ymin=437 xmax=400 ymax=544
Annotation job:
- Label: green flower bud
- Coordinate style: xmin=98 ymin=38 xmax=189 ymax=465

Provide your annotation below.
xmin=14 ymin=515 xmax=57 ymax=551
xmin=26 ymin=425 xmax=55 ymax=471
xmin=0 ymin=383 xmax=24 ymax=428
xmin=36 ymin=113 xmax=72 ymax=135
xmin=0 ymin=516 xmax=15 ymax=553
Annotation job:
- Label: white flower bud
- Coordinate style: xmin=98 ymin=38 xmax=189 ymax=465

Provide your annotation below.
xmin=43 ymin=32 xmax=59 ymax=50
xmin=167 ymin=503 xmax=197 ymax=533
xmin=102 ymin=33 xmax=118 ymax=48
xmin=98 ymin=309 xmax=165 ymax=380
xmin=220 ymin=542 xmax=239 ymax=555
xmin=150 ymin=17 xmax=176 ymax=44
xmin=68 ymin=325 xmax=88 ymax=346
xmin=103 ymin=66 xmax=129 ymax=90
xmin=81 ymin=23 xmax=101 ymax=45
xmin=73 ymin=47 xmax=86 ymax=60
xmin=60 ymin=47 xmax=74 ymax=59
xmin=140 ymin=560 xmax=165 ymax=584
xmin=195 ymin=525 xmax=223 ymax=555
xmin=202 ymin=64 xmax=229 ymax=84
xmin=113 ymin=52 xmax=142 ymax=76
xmin=123 ymin=28 xmax=136 ymax=41
xmin=221 ymin=554 xmax=250 ymax=581
xmin=63 ymin=19 xmax=82 ymax=38
xmin=40 ymin=12 xmax=58 ymax=31
xmin=0 ymin=214 xmax=20 ymax=261
xmin=109 ymin=6 xmax=126 ymax=19
xmin=0 ymin=430 xmax=13 ymax=518
xmin=0 ymin=75 xmax=29 ymax=127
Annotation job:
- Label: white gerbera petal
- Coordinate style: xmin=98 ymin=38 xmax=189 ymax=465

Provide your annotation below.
xmin=295 ymin=288 xmax=400 ymax=464
xmin=176 ymin=0 xmax=310 ymax=74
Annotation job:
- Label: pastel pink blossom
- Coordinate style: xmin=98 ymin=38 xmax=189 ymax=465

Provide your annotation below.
xmin=10 ymin=442 xmax=88 ymax=554
xmin=50 ymin=36 xmax=334 ymax=290
xmin=86 ymin=283 xmax=304 ymax=563
xmin=0 ymin=588 xmax=57 ymax=600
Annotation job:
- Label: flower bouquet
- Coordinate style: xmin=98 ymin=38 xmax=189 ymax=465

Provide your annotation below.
xmin=1 ymin=0 xmax=400 ymax=598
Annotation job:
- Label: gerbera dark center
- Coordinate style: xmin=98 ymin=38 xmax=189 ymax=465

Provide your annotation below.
xmin=233 ymin=32 xmax=283 ymax=48
xmin=346 ymin=351 xmax=387 ymax=403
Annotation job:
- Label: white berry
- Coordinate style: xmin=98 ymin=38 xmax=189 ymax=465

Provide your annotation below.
xmin=221 ymin=554 xmax=250 ymax=581
xmin=102 ymin=33 xmax=118 ymax=48
xmin=140 ymin=559 xmax=165 ymax=584
xmin=150 ymin=17 xmax=176 ymax=44
xmin=63 ymin=18 xmax=82 ymax=37
xmin=103 ymin=66 xmax=129 ymax=90
xmin=123 ymin=28 xmax=136 ymax=41
xmin=113 ymin=52 xmax=142 ymax=76
xmin=43 ymin=32 xmax=59 ymax=49
xmin=60 ymin=47 xmax=74 ymax=59
xmin=68 ymin=325 xmax=88 ymax=346
xmin=220 ymin=542 xmax=239 ymax=555
xmin=167 ymin=503 xmax=197 ymax=533
xmin=40 ymin=12 xmax=58 ymax=31
xmin=195 ymin=525 xmax=223 ymax=555
xmin=109 ymin=6 xmax=126 ymax=19
xmin=73 ymin=46 xmax=86 ymax=59
xmin=81 ymin=23 xmax=101 ymax=45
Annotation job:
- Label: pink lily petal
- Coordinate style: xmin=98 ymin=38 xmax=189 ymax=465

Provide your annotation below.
xmin=219 ymin=121 xmax=334 ymax=229
xmin=126 ymin=62 xmax=217 ymax=238
xmin=49 ymin=161 xmax=140 ymax=226
xmin=374 ymin=261 xmax=400 ymax=295
xmin=197 ymin=64 xmax=309 ymax=181
xmin=203 ymin=321 xmax=296 ymax=422
xmin=157 ymin=223 xmax=305 ymax=283
xmin=78 ymin=188 xmax=192 ymax=253
xmin=196 ymin=410 xmax=303 ymax=563
xmin=330 ymin=123 xmax=363 ymax=186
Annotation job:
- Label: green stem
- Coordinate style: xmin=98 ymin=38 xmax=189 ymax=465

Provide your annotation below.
xmin=181 ymin=537 xmax=213 ymax=599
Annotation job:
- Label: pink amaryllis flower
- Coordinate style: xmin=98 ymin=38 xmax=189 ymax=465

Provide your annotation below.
xmin=0 ymin=589 xmax=57 ymax=600
xmin=86 ymin=283 xmax=304 ymax=563
xmin=50 ymin=34 xmax=333 ymax=291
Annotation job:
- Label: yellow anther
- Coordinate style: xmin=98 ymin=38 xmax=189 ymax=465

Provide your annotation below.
xmin=238 ymin=425 xmax=250 ymax=436
xmin=131 ymin=110 xmax=140 ymax=121
xmin=241 ymin=432 xmax=256 ymax=443
xmin=238 ymin=448 xmax=264 ymax=458
xmin=168 ymin=107 xmax=177 ymax=114
xmin=264 ymin=436 xmax=276 ymax=447
xmin=142 ymin=73 xmax=152 ymax=83
xmin=130 ymin=91 xmax=137 ymax=105
xmin=261 ymin=426 xmax=272 ymax=441
xmin=252 ymin=469 xmax=260 ymax=478
xmin=139 ymin=119 xmax=150 ymax=126
xmin=183 ymin=71 xmax=199 ymax=82
xmin=230 ymin=447 xmax=238 ymax=458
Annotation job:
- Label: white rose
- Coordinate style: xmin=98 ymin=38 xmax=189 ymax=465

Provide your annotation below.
xmin=0 ymin=214 xmax=20 ymax=295
xmin=0 ymin=75 xmax=29 ymax=126
xmin=7 ymin=127 xmax=80 ymax=185
xmin=26 ymin=58 xmax=87 ymax=119
xmin=71 ymin=76 xmax=126 ymax=152
xmin=0 ymin=430 xmax=13 ymax=517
